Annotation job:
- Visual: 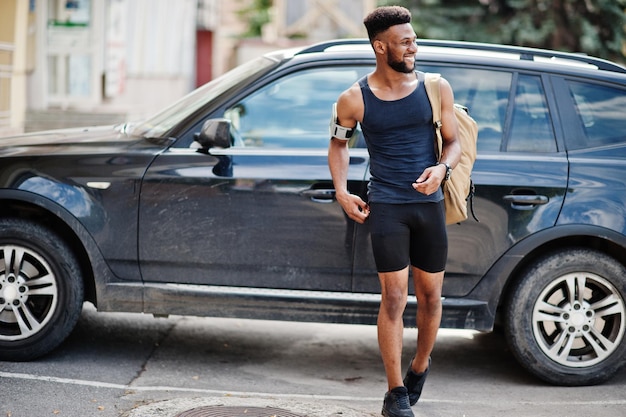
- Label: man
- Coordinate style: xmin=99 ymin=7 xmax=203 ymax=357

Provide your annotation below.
xmin=328 ymin=6 xmax=461 ymax=417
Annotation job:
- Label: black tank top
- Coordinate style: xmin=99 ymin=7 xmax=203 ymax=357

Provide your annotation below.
xmin=358 ymin=72 xmax=442 ymax=203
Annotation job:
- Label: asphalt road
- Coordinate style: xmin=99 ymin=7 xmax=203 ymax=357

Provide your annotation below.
xmin=1 ymin=303 xmax=625 ymax=417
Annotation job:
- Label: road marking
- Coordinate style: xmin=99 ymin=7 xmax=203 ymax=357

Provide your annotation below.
xmin=2 ymin=371 xmax=626 ymax=406
xmin=0 ymin=371 xmax=381 ymax=401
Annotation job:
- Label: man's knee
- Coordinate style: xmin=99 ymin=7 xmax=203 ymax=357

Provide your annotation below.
xmin=380 ymin=288 xmax=407 ymax=317
xmin=416 ymin=291 xmax=442 ymax=319
xmin=413 ymin=270 xmax=443 ymax=303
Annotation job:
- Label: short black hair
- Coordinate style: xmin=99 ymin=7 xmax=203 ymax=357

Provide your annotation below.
xmin=363 ymin=6 xmax=412 ymax=42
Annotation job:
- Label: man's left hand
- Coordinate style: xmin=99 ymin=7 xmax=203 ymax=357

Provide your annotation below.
xmin=412 ymin=164 xmax=446 ymax=195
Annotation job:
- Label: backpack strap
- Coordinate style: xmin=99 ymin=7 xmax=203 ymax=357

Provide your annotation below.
xmin=420 ymin=71 xmax=443 ymax=161
xmin=423 ymin=72 xmax=442 ymax=128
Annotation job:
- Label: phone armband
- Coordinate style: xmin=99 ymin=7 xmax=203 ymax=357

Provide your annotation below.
xmin=329 ymin=102 xmax=355 ymax=140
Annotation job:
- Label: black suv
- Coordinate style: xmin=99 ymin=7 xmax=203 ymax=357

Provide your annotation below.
xmin=1 ymin=39 xmax=625 ymax=386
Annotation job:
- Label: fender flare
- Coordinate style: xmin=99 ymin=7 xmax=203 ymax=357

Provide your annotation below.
xmin=0 ymin=189 xmax=143 ymax=312
xmin=469 ymin=224 xmax=626 ymax=326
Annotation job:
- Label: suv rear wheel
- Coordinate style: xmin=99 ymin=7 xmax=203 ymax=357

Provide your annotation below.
xmin=0 ymin=219 xmax=84 ymax=360
xmin=505 ymin=248 xmax=626 ymax=385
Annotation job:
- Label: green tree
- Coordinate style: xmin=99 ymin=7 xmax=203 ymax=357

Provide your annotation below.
xmin=237 ymin=0 xmax=272 ymax=38
xmin=382 ymin=0 xmax=626 ymax=64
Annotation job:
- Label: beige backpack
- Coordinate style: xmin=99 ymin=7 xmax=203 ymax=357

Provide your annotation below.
xmin=423 ymin=72 xmax=478 ymax=225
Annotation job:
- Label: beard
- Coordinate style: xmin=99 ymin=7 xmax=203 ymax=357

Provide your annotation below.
xmin=387 ymin=54 xmax=415 ymax=73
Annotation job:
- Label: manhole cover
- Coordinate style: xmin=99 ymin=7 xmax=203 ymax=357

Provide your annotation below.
xmin=175 ymin=406 xmax=306 ymax=417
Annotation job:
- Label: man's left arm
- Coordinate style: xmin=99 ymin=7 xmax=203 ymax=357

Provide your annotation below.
xmin=413 ymin=78 xmax=461 ymax=195
xmin=438 ymin=78 xmax=461 ymax=170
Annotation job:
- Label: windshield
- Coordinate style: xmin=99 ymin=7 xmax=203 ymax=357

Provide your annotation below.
xmin=130 ymin=56 xmax=278 ymax=138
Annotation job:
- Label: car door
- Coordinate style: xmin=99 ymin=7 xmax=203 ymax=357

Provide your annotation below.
xmin=137 ymin=65 xmax=370 ymax=291
xmin=352 ymin=65 xmax=569 ymax=295
xmin=552 ymin=75 xmax=626 ymax=232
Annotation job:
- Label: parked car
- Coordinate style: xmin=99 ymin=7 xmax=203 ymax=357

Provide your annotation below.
xmin=1 ymin=39 xmax=625 ymax=386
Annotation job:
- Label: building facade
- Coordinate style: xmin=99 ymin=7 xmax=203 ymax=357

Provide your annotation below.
xmin=0 ymin=0 xmax=372 ymax=136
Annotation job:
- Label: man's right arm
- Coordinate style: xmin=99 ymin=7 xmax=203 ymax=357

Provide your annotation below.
xmin=328 ymin=89 xmax=370 ymax=224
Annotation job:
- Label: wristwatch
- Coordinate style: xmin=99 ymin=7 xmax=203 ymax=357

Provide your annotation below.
xmin=440 ymin=162 xmax=452 ymax=181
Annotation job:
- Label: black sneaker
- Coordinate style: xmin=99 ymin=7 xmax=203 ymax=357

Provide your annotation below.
xmin=403 ymin=357 xmax=430 ymax=406
xmin=381 ymin=386 xmax=414 ymax=417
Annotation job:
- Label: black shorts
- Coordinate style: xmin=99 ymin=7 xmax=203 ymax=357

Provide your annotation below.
xmin=368 ymin=201 xmax=447 ymax=273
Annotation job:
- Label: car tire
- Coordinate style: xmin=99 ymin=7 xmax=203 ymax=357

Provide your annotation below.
xmin=504 ymin=248 xmax=626 ymax=386
xmin=0 ymin=218 xmax=84 ymax=361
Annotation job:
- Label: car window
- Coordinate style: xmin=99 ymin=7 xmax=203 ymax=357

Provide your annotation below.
xmin=566 ymin=80 xmax=626 ymax=149
xmin=224 ymin=66 xmax=370 ymax=149
xmin=507 ymin=74 xmax=556 ymax=152
xmin=132 ymin=56 xmax=277 ymax=138
xmin=419 ymin=65 xmax=512 ymax=152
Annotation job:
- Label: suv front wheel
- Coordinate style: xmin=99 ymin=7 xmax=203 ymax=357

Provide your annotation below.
xmin=505 ymin=248 xmax=626 ymax=385
xmin=0 ymin=218 xmax=84 ymax=361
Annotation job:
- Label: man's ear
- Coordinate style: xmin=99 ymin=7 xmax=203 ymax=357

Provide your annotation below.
xmin=373 ymin=39 xmax=386 ymax=55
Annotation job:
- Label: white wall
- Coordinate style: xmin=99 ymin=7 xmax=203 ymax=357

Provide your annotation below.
xmin=105 ymin=0 xmax=197 ymax=120
xmin=26 ymin=0 xmax=197 ymax=122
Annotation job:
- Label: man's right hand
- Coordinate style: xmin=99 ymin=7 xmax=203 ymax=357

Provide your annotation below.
xmin=336 ymin=192 xmax=370 ymax=224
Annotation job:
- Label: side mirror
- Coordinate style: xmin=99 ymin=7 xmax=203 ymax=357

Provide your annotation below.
xmin=195 ymin=118 xmax=232 ymax=149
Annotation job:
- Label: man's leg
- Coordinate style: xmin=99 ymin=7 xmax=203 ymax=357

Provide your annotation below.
xmin=411 ymin=267 xmax=443 ymax=372
xmin=377 ymin=266 xmax=410 ymax=390
xmin=369 ymin=203 xmax=415 ymax=415
xmin=401 ymin=268 xmax=443 ymax=407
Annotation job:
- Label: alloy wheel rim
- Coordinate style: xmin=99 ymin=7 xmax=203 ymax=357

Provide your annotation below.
xmin=532 ymin=272 xmax=625 ymax=368
xmin=0 ymin=245 xmax=58 ymax=341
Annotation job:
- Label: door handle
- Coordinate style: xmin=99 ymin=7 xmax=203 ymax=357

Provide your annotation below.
xmin=503 ymin=194 xmax=549 ymax=209
xmin=301 ymin=188 xmax=336 ymax=203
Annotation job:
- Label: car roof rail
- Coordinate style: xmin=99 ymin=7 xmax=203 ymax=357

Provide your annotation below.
xmin=297 ymin=38 xmax=626 ymax=74
xmin=417 ymin=39 xmax=626 ymax=73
